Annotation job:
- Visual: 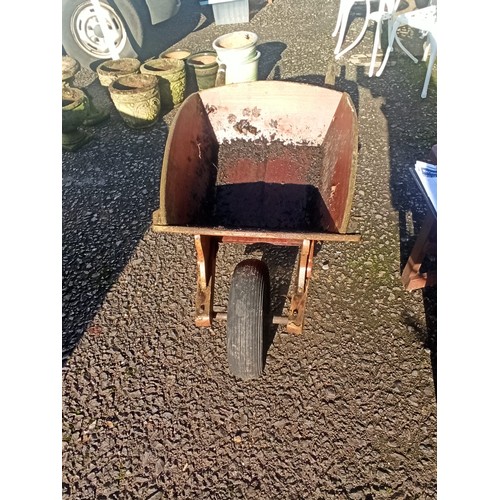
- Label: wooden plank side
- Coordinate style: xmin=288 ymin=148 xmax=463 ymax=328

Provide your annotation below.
xmin=319 ymin=93 xmax=358 ymax=234
xmin=151 ymin=224 xmax=361 ymax=242
xmin=197 ymin=81 xmax=344 ymax=145
xmin=159 ymin=93 xmax=219 ymax=226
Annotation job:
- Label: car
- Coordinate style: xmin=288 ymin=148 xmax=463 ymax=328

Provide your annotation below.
xmin=62 ymin=0 xmax=182 ymax=68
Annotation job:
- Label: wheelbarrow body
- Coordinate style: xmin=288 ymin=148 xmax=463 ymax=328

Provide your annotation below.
xmin=152 ymin=81 xmax=359 ymax=378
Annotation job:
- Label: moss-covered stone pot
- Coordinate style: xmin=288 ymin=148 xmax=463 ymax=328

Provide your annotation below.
xmin=159 ymin=48 xmax=191 ymax=62
xmin=96 ymin=58 xmax=141 ymax=87
xmin=62 ymin=55 xmax=109 ymax=126
xmin=62 ymin=87 xmax=92 ymax=151
xmin=185 ymin=51 xmax=219 ymax=92
xmin=108 ymin=74 xmax=161 ymax=129
xmin=62 ymin=56 xmax=80 ymax=87
xmin=140 ymin=58 xmax=186 ymax=112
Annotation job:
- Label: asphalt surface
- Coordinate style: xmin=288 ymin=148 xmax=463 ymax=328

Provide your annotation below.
xmin=62 ymin=0 xmax=437 ymax=497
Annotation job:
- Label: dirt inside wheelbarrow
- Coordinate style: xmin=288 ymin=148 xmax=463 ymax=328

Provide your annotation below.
xmin=211 ymin=139 xmax=325 ymax=231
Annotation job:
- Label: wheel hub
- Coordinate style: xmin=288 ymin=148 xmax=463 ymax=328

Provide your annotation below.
xmin=70 ymin=2 xmax=127 ymax=59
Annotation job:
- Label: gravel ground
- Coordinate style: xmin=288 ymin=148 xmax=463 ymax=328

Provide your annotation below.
xmin=62 ymin=0 xmax=437 ymax=498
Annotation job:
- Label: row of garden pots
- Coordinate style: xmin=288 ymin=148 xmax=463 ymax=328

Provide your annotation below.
xmin=62 ymin=31 xmax=261 ymax=145
xmin=95 ymin=53 xmax=216 ymax=129
xmin=95 ymin=31 xmax=261 ymax=129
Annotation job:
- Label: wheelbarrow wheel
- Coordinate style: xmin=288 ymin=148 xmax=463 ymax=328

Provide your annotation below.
xmin=227 ymin=259 xmax=270 ymax=380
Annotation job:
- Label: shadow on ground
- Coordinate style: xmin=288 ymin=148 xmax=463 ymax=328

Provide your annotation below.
xmin=243 ymin=243 xmax=299 ymax=362
xmin=258 ymin=41 xmax=287 ymax=80
xmin=62 ymin=86 xmax=169 ymax=363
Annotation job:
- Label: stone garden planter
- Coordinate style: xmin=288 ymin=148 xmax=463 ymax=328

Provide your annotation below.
xmin=108 ymin=74 xmax=161 ymax=129
xmin=140 ymin=58 xmax=186 ymax=112
xmin=96 ymin=58 xmax=141 ymax=87
xmin=185 ymin=51 xmax=219 ymax=92
xmin=62 ymin=87 xmax=92 ymax=151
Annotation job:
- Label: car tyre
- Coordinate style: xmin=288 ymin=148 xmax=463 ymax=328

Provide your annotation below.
xmin=62 ymin=0 xmax=147 ymax=68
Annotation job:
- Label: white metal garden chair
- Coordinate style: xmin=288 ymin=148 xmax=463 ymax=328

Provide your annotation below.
xmin=332 ymin=0 xmax=401 ymax=77
xmin=375 ymin=4 xmax=437 ymax=98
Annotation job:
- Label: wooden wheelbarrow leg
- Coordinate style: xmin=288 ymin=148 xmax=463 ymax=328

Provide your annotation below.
xmin=287 ymin=239 xmax=315 ymax=335
xmin=194 ymin=235 xmax=218 ymax=327
xmin=401 ymin=212 xmax=436 ymax=291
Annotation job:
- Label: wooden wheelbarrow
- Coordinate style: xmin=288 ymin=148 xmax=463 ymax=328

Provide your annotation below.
xmin=152 ymin=81 xmax=360 ymax=379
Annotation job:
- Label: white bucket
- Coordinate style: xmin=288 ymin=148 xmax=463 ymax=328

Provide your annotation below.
xmin=217 ymin=50 xmax=260 ymax=85
xmin=212 ymin=31 xmax=258 ymax=65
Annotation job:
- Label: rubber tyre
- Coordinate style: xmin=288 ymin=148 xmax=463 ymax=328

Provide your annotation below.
xmin=227 ymin=259 xmax=270 ymax=380
xmin=62 ymin=0 xmax=146 ymax=69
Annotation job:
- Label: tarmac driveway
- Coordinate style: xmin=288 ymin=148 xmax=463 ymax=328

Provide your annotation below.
xmin=62 ymin=0 xmax=437 ymax=497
